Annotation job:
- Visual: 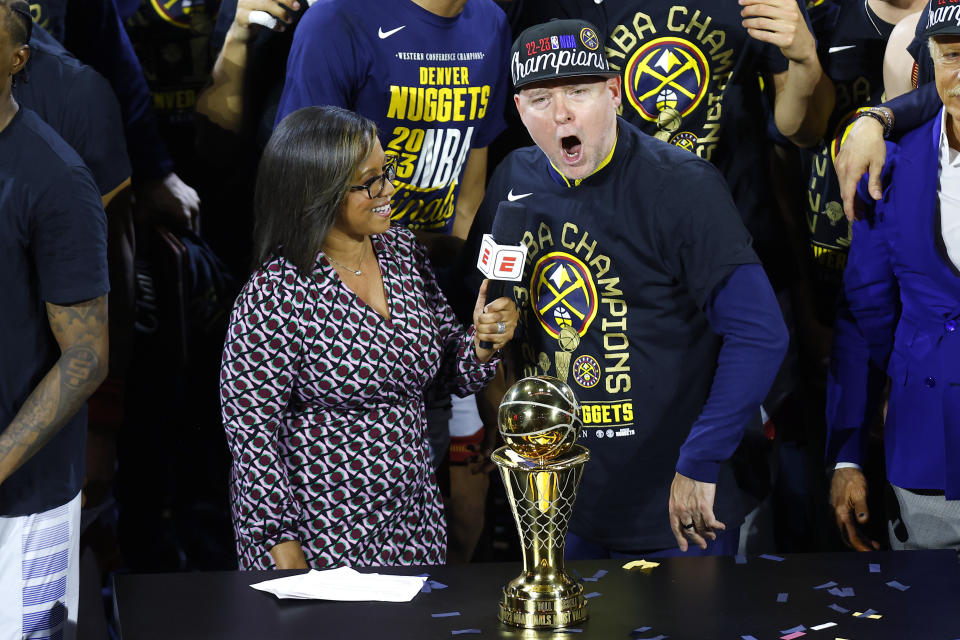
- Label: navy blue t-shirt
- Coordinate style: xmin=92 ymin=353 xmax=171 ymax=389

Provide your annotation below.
xmin=0 ymin=108 xmax=109 ymax=516
xmin=277 ymin=0 xmax=510 ymax=234
xmin=459 ymin=119 xmax=761 ymax=550
xmin=802 ymin=0 xmax=894 ymax=323
xmin=14 ymin=26 xmax=131 ymax=195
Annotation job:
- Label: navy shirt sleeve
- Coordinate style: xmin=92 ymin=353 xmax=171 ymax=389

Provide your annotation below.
xmin=276 ymin=4 xmax=365 ymax=123
xmin=677 ymin=263 xmax=788 ymax=482
xmin=33 ymin=163 xmax=110 ymax=305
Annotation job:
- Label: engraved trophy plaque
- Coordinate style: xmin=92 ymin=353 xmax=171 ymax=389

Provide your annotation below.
xmin=492 ymin=375 xmax=590 ymax=629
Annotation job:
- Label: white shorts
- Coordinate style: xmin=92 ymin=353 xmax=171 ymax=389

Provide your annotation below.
xmin=449 ymin=394 xmax=483 ymax=438
xmin=0 ymin=492 xmax=81 ymax=640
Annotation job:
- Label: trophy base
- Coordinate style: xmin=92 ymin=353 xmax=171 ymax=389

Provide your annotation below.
xmin=498 ymin=587 xmax=589 ymax=629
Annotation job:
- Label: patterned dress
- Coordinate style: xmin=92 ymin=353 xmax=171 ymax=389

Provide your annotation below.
xmin=221 ymin=227 xmax=497 ymax=570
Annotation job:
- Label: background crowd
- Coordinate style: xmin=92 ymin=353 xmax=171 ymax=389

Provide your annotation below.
xmin=1 ymin=0 xmax=956 ymax=638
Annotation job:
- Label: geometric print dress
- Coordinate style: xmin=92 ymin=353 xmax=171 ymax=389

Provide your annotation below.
xmin=220 ymin=227 xmax=498 ymax=570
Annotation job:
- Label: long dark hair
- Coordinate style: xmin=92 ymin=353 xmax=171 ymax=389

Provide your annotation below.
xmin=252 ymin=106 xmax=377 ymax=273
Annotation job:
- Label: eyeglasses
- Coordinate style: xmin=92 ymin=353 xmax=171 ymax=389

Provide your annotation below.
xmin=349 ymin=156 xmax=398 ymax=199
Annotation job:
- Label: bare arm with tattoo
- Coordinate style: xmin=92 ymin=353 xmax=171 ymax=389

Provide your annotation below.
xmin=0 ymin=295 xmax=109 ymax=486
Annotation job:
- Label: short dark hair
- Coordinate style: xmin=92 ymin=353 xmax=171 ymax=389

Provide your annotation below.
xmin=252 ymin=106 xmax=378 ymax=274
xmin=0 ymin=0 xmax=32 ymax=47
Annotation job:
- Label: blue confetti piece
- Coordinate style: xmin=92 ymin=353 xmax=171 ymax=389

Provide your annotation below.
xmin=432 ymin=612 xmax=461 ymax=618
xmin=416 ymin=573 xmax=430 ymax=577
xmin=828 ymin=603 xmax=849 ymax=614
xmin=584 ymin=592 xmax=602 ymax=599
xmin=582 ymin=577 xmax=598 ymax=582
xmin=869 ymin=563 xmax=881 ymax=573
xmin=859 ymin=608 xmax=879 ymax=617
xmin=429 ymin=580 xmax=448 ymax=590
xmin=592 ymin=569 xmax=608 ymax=579
xmin=813 ymin=581 xmax=837 ymax=590
xmin=760 ymin=554 xmax=784 ymax=562
xmin=777 ymin=592 xmax=789 ymax=603
xmin=556 ymin=629 xmax=583 ymax=633
xmin=632 ymin=627 xmax=651 ymax=634
xmin=451 ymin=630 xmax=481 ymax=635
xmin=741 ymin=636 xmax=759 ymax=640
xmin=735 ymin=554 xmax=747 ymax=564
xmin=886 ymin=580 xmax=910 ymax=591
xmin=635 ymin=636 xmax=668 ymax=640
xmin=420 ymin=583 xmax=432 ymax=593
xmin=780 ymin=625 xmax=806 ymax=634
xmin=828 ymin=586 xmax=855 ymax=598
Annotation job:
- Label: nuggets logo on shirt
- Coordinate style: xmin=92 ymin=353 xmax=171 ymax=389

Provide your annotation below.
xmin=530 ymin=252 xmax=598 ymax=339
xmin=513 ymin=220 xmax=635 ymax=433
xmin=623 ymin=37 xmax=709 ymax=122
xmin=605 ymin=8 xmax=737 ymax=160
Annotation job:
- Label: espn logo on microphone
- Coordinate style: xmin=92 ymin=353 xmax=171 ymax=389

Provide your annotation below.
xmin=476 ymin=234 xmax=528 ymax=281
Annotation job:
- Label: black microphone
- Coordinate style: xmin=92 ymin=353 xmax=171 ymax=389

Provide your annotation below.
xmin=476 ymin=200 xmax=528 ymax=349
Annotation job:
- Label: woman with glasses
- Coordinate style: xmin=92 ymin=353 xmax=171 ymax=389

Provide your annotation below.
xmin=220 ymin=106 xmax=518 ymax=570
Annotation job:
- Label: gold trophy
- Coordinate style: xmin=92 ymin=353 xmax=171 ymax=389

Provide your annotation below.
xmin=492 ymin=376 xmax=590 ymax=629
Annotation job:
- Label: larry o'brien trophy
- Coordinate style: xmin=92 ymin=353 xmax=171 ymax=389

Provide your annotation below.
xmin=492 ymin=376 xmax=590 ymax=629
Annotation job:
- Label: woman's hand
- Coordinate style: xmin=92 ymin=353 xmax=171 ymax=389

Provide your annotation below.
xmin=269 ymin=540 xmax=309 ymax=569
xmin=473 ymin=280 xmax=518 ymax=363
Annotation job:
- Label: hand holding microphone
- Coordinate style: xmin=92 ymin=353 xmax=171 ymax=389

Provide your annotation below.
xmin=474 ymin=201 xmax=528 ymax=353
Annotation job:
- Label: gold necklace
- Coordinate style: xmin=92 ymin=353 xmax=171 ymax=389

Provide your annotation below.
xmin=325 ymin=241 xmax=366 ymax=276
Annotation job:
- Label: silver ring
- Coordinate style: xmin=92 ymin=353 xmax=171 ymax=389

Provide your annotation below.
xmin=496 ymin=321 xmax=506 ymax=334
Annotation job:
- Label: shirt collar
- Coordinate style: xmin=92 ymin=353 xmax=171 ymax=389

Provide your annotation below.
xmin=939 ymin=107 xmax=960 ymax=169
xmin=547 ymin=130 xmax=619 ymax=188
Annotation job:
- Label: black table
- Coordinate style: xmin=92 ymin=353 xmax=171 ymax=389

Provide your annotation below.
xmin=114 ymin=550 xmax=960 ymax=639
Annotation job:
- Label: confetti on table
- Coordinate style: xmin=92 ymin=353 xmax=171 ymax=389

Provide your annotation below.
xmin=622 ymin=559 xmax=660 ymax=570
xmin=735 ymin=554 xmax=747 ymax=564
xmin=810 ymin=622 xmax=837 ymax=631
xmin=869 ymin=563 xmax=881 ymax=573
xmin=827 ymin=586 xmax=855 ymax=598
xmin=886 ymin=580 xmax=910 ymax=591
xmin=828 ymin=603 xmax=849 ymax=614
xmin=781 ymin=632 xmax=806 ymax=640
xmin=582 ymin=569 xmax=608 ymax=582
xmin=584 ymin=592 xmax=602 ymax=599
xmin=853 ymin=609 xmax=882 ymax=619
xmin=451 ymin=629 xmax=481 ymax=635
xmin=432 ymin=612 xmax=461 ymax=618
xmin=760 ymin=554 xmax=785 ymax=562
xmin=814 ymin=581 xmax=838 ymax=590
xmin=777 ymin=592 xmax=789 ymax=603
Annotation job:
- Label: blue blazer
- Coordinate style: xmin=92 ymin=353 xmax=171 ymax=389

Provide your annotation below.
xmin=827 ymin=109 xmax=960 ymax=499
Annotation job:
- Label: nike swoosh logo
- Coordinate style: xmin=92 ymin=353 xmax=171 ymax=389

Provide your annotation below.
xmin=378 ymin=25 xmax=406 ymax=39
xmin=507 ymin=190 xmax=532 ymax=201
xmin=828 ymin=45 xmax=856 ymax=53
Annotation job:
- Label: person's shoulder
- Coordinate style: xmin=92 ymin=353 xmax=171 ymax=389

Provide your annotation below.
xmin=618 ymin=120 xmax=721 ymax=186
xmin=300 ymin=0 xmax=363 ymax=27
xmin=10 ymin=109 xmax=89 ymax=177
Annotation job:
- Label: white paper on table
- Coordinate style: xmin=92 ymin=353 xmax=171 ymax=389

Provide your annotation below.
xmin=249 ymin=566 xmax=427 ymax=602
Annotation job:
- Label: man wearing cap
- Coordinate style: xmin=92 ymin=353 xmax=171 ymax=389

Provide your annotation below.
xmin=460 ymin=19 xmax=789 ymax=556
xmin=827 ymin=4 xmax=960 ymax=553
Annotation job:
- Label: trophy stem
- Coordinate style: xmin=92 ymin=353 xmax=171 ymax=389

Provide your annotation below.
xmin=492 ymin=445 xmax=590 ymax=629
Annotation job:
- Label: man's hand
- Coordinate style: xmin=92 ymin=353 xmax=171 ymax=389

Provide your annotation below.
xmin=835 ymin=116 xmax=886 ymax=222
xmin=830 ymin=467 xmax=881 ymax=551
xmin=232 ymin=0 xmax=300 ymax=40
xmin=669 ymin=471 xmax=726 ymax=552
xmin=134 ymin=172 xmax=200 ymax=231
xmin=741 ymin=0 xmax=817 ymax=64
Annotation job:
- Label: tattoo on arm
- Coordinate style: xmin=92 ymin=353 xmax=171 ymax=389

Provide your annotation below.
xmin=0 ymin=296 xmax=109 ymax=485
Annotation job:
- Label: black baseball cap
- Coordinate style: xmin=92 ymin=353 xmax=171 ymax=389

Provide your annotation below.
xmin=922 ymin=0 xmax=960 ymax=38
xmin=510 ymin=19 xmax=617 ymax=89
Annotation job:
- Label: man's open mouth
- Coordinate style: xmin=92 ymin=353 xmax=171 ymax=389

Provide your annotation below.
xmin=561 ymin=135 xmax=582 ymax=162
